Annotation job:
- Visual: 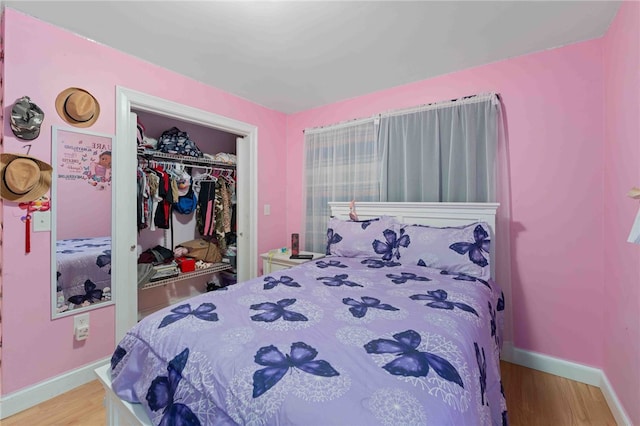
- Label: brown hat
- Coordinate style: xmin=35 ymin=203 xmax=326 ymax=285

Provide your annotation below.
xmin=55 ymin=87 xmax=100 ymax=128
xmin=0 ymin=153 xmax=52 ymax=202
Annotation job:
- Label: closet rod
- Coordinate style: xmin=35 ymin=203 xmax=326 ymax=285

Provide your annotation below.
xmin=137 ymin=149 xmax=236 ymax=170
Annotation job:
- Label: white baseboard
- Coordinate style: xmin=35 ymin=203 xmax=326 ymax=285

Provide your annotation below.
xmin=0 ymin=357 xmax=110 ymax=419
xmin=500 ymin=340 xmax=515 ymax=363
xmin=502 ymin=343 xmax=601 ymax=385
xmin=600 ymin=372 xmax=633 ymax=426
xmin=500 ymin=342 xmax=632 ymax=426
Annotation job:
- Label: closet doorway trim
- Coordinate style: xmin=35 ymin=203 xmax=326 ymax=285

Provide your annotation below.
xmin=114 ymin=86 xmax=258 ymax=341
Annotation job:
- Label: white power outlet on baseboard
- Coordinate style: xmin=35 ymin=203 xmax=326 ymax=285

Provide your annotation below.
xmin=74 ymin=313 xmax=90 ymax=341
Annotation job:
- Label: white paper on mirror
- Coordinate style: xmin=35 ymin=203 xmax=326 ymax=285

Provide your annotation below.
xmin=627 ymin=206 xmax=640 ymax=244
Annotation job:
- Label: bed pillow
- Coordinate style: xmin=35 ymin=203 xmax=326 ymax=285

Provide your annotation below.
xmin=396 ymin=221 xmax=492 ymax=280
xmin=326 ymin=215 xmax=400 ymax=258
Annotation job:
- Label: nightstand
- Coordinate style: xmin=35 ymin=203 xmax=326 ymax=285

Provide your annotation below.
xmin=260 ymin=250 xmax=326 ymax=274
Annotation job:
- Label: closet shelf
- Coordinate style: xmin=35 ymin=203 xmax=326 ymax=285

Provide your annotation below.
xmin=139 ymin=262 xmax=233 ymax=290
xmin=137 ymin=149 xmax=236 ymax=169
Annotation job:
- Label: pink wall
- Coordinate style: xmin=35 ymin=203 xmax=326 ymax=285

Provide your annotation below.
xmin=1 ymin=8 xmax=287 ymax=395
xmin=287 ymin=40 xmax=606 ymax=368
xmin=603 ymin=2 xmax=640 ymax=424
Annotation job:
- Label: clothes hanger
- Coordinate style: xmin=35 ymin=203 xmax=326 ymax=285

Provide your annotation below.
xmin=192 ymin=167 xmax=217 ymax=191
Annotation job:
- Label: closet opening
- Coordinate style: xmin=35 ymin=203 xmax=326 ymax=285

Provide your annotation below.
xmin=114 ymin=87 xmax=258 ymax=340
xmin=134 ymin=110 xmax=242 ymax=319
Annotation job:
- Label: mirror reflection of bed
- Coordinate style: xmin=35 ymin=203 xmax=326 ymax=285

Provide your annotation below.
xmin=51 ymin=127 xmax=115 ymax=318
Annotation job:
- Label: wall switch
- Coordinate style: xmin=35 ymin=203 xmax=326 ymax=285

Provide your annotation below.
xmin=264 ymin=204 xmax=271 ymax=216
xmin=74 ymin=313 xmax=90 ymax=341
xmin=32 ymin=210 xmax=51 ymax=232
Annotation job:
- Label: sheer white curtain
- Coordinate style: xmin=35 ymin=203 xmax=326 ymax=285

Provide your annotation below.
xmin=303 ymin=119 xmax=379 ymax=253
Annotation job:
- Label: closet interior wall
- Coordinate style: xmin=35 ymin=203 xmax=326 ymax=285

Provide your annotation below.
xmin=134 ymin=109 xmax=239 ymax=318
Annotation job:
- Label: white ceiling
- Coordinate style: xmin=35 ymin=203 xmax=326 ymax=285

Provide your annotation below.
xmin=4 ymin=1 xmax=621 ymax=114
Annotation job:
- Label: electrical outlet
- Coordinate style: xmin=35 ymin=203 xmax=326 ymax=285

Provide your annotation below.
xmin=74 ymin=313 xmax=90 ymax=341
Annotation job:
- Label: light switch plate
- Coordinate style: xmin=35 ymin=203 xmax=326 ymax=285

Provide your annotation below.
xmin=32 ymin=210 xmax=51 ymax=232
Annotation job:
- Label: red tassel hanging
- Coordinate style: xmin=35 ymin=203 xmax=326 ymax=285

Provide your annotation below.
xmin=25 ymin=214 xmax=31 ymax=254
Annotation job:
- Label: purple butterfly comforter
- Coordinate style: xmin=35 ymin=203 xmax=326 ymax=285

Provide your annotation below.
xmin=110 ymin=256 xmax=507 ymax=426
xmin=56 ymin=237 xmax=111 ymax=304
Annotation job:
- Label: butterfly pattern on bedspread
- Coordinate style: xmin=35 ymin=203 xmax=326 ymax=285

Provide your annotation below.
xmin=250 ymin=298 xmax=308 ymax=323
xmin=372 ymin=228 xmax=410 ymax=261
xmin=146 ymin=348 xmax=201 ymax=426
xmin=449 ymin=224 xmax=491 ymax=267
xmin=159 ymin=303 xmax=219 ymax=328
xmin=361 ymin=258 xmax=401 ymax=269
xmin=110 ymin=255 xmax=508 ymax=426
xmin=364 ymin=329 xmax=464 ymax=387
xmin=67 ymin=279 xmax=103 ymax=305
xmin=56 ymin=237 xmax=112 ymax=309
xmin=325 ymin=228 xmax=343 ymax=254
xmin=410 ymin=289 xmax=479 ymax=316
xmin=342 ymin=296 xmax=399 ymax=318
xmin=251 ymin=342 xmax=340 ymax=398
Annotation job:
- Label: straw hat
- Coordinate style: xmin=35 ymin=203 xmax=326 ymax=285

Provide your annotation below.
xmin=55 ymin=87 xmax=100 ymax=128
xmin=0 ymin=153 xmax=52 ymax=202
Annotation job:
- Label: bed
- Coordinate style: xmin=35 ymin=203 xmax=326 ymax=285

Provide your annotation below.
xmin=56 ymin=236 xmax=112 ymax=313
xmin=96 ymin=202 xmax=506 ymax=425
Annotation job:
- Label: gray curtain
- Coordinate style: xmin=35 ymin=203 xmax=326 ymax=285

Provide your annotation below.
xmin=378 ymin=94 xmax=498 ymax=203
xmin=376 ymin=93 xmax=512 ymax=342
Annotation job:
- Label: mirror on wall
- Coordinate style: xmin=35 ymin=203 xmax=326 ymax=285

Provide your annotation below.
xmin=51 ymin=126 xmax=114 ymax=319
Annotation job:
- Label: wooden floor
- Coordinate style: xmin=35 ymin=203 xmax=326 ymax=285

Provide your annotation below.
xmin=3 ymin=361 xmax=616 ymax=426
xmin=500 ymin=361 xmax=616 ymax=426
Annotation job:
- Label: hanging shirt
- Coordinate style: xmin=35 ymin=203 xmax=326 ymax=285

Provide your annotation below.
xmin=196 ymin=180 xmax=216 ymax=237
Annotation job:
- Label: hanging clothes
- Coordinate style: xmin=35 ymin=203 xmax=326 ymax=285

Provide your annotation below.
xmin=220 ymin=179 xmax=232 ymax=234
xmin=136 ymin=154 xmax=237 ymax=256
xmin=137 ymin=166 xmax=147 ymax=232
xmin=215 ymin=180 xmax=227 ymax=251
xmin=153 ymin=166 xmax=173 ymax=229
xmin=196 ymin=180 xmax=216 ymax=237
xmin=147 ymin=172 xmax=161 ymax=231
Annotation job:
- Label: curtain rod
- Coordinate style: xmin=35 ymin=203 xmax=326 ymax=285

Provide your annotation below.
xmin=303 ymin=116 xmax=378 ymax=134
xmin=303 ymin=92 xmax=500 ymax=134
xmin=380 ymin=92 xmax=499 ymax=118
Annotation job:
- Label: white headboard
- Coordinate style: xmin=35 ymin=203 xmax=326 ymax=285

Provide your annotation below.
xmin=329 ymin=202 xmax=500 ymax=278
